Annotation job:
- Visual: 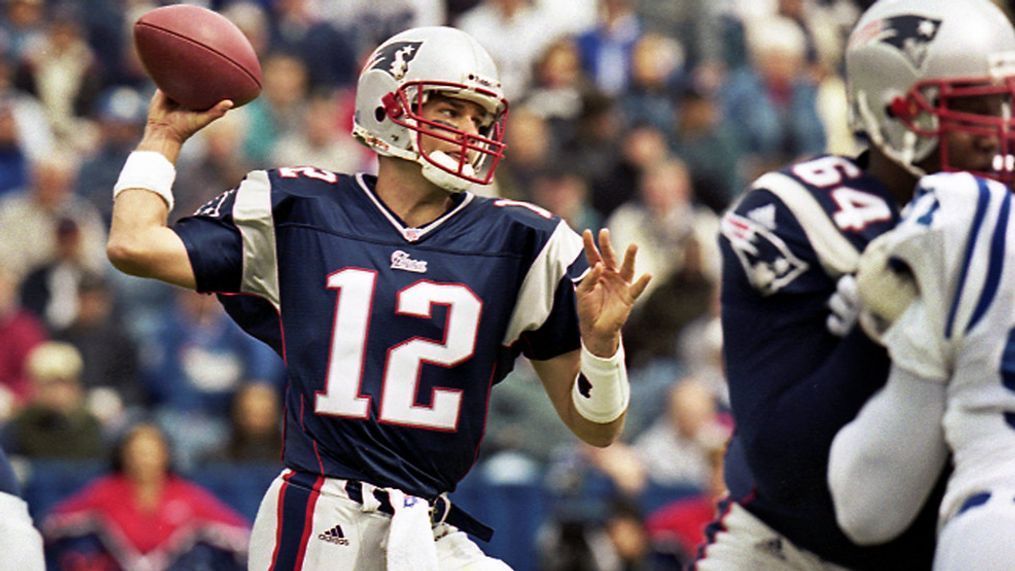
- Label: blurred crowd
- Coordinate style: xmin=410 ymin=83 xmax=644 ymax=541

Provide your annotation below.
xmin=2 ymin=0 xmax=1005 ymax=569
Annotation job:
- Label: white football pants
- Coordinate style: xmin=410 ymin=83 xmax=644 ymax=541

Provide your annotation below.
xmin=248 ymin=469 xmax=512 ymax=570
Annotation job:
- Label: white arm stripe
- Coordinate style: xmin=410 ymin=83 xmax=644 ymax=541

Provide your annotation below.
xmin=502 ymin=221 xmax=584 ymax=346
xmin=752 ymin=172 xmax=860 ymax=276
xmin=232 ymin=170 xmax=281 ymax=310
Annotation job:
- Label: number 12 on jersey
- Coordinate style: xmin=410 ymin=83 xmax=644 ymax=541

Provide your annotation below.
xmin=314 ymin=268 xmax=482 ymax=431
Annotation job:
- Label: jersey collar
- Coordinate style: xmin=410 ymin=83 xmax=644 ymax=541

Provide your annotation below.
xmin=354 ymin=173 xmax=474 ymax=243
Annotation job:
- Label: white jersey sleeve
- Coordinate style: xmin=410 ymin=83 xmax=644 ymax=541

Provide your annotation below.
xmin=873 ymin=172 xmax=1012 ymax=382
xmin=0 ymin=492 xmax=44 ymax=571
xmin=828 ymin=366 xmax=949 ymax=544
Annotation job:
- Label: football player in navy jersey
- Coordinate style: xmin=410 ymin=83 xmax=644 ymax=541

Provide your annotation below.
xmin=106 ymin=26 xmax=650 ymax=570
xmin=698 ymin=0 xmax=1015 ymax=569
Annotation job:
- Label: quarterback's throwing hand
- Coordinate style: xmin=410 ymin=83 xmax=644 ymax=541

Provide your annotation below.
xmin=143 ymin=90 xmax=233 ymax=150
xmin=576 ymin=228 xmax=651 ymax=355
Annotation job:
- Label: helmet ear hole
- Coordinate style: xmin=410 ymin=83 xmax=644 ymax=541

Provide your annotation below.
xmin=888 ymin=96 xmax=911 ymax=121
xmin=374 ymin=106 xmax=387 ymax=122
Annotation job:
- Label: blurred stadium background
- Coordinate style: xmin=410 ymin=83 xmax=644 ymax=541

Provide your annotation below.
xmin=1 ymin=0 xmax=1011 ymax=569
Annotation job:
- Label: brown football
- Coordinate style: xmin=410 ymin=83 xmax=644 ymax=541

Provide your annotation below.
xmin=133 ymin=4 xmax=262 ymax=110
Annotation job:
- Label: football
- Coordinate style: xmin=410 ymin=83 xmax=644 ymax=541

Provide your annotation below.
xmin=133 ymin=4 xmax=262 ymax=110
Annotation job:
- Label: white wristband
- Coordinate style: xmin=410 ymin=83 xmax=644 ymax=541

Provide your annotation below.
xmin=571 ymin=340 xmax=630 ymax=423
xmin=113 ymin=150 xmax=177 ymax=211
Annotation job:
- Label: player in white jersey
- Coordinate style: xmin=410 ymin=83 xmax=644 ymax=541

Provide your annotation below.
xmin=829 ymin=171 xmax=1015 ymax=570
xmin=0 ymin=447 xmax=44 ymax=571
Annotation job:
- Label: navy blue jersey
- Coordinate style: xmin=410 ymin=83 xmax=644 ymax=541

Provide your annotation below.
xmin=173 ymin=167 xmax=587 ymax=499
xmin=718 ymin=155 xmax=943 ymax=568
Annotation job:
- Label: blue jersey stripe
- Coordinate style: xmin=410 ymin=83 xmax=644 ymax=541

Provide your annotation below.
xmin=270 ymin=471 xmax=322 ymax=571
xmin=966 ymin=184 xmax=1011 ymax=333
xmin=915 ymin=197 xmax=940 ymax=226
xmin=946 ymin=179 xmax=992 ymax=338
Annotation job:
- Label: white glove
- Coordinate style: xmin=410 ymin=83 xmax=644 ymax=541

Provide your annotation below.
xmin=827 ymin=274 xmax=860 ymax=337
xmin=855 ymin=234 xmax=918 ymax=341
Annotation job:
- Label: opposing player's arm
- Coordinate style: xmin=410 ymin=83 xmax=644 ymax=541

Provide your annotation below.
xmin=532 ymin=229 xmax=650 ymax=447
xmin=106 ymin=91 xmax=233 ymax=289
xmin=828 ymin=365 xmax=948 ymax=545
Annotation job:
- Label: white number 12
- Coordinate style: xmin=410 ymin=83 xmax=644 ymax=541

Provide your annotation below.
xmin=314 ymin=268 xmax=481 ymax=431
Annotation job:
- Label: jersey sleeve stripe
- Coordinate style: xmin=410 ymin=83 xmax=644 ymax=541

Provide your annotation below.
xmin=233 ymin=170 xmax=281 ymax=311
xmin=751 ymin=172 xmax=860 ymax=276
xmin=945 ymin=178 xmax=992 ymax=338
xmin=965 ymin=183 xmax=1011 ymax=334
xmin=501 ymin=220 xmax=584 ymax=346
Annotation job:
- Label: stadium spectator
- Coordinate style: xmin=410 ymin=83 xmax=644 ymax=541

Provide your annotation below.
xmin=204 ymin=382 xmax=283 ymax=465
xmin=0 ymin=154 xmax=107 ymax=281
xmin=314 ymin=0 xmax=447 ymax=60
xmin=14 ymin=6 xmax=102 ymax=144
xmin=5 ymin=341 xmax=103 ymax=460
xmin=0 ymin=267 xmax=46 ymax=415
xmin=0 ymin=0 xmax=45 ymax=62
xmin=271 ymin=89 xmax=366 ymax=175
xmin=671 ymin=87 xmax=742 ymax=213
xmin=0 ymin=51 xmax=54 ymax=196
xmin=42 ymin=422 xmax=249 ymax=570
xmin=456 ymin=0 xmax=561 ymax=99
xmin=138 ymin=288 xmax=284 ymax=470
xmin=645 ymin=441 xmax=727 ymax=565
xmin=575 ymin=0 xmax=643 ymax=96
xmin=605 ymin=157 xmax=719 ymax=302
xmin=632 ymin=377 xmax=729 ymax=490
xmin=174 ymin=110 xmax=253 ymax=219
xmin=564 ymin=91 xmax=627 ymax=212
xmin=268 ymin=0 xmax=359 ymax=90
xmin=718 ymin=15 xmax=826 ymax=181
xmin=53 ymin=273 xmax=141 ymax=425
xmin=589 ymin=123 xmax=668 ymax=220
xmin=674 ymin=309 xmax=727 ymax=408
xmin=238 ymin=51 xmax=309 ymax=165
xmin=635 ymin=0 xmax=726 ymax=87
xmin=220 ymin=2 xmax=271 ymax=59
xmin=529 ymin=168 xmax=600 ymax=233
xmin=18 ymin=218 xmax=93 ymax=332
xmin=494 ymin=106 xmax=557 ymax=199
xmin=76 ymin=86 xmax=148 ymax=224
xmin=522 ymin=38 xmax=590 ymax=140
xmin=617 ymin=33 xmax=685 ymax=140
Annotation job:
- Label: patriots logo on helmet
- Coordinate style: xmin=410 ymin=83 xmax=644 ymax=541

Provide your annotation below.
xmin=852 ymin=15 xmax=942 ymax=71
xmin=368 ymin=41 xmax=423 ymax=80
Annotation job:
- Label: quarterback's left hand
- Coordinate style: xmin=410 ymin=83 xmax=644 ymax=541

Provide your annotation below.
xmin=576 ymin=229 xmax=652 ymax=356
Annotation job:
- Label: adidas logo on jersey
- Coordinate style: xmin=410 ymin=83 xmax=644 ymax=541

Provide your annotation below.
xmin=391 ymin=250 xmax=428 ymax=273
xmin=319 ymin=524 xmax=350 ymax=546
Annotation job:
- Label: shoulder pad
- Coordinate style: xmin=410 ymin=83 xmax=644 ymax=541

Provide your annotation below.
xmin=751 ymin=171 xmax=860 ymax=276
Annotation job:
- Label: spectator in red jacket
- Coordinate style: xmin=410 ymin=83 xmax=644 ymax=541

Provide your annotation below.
xmin=42 ymin=422 xmax=250 ymax=570
xmin=0 ymin=267 xmax=46 ymax=416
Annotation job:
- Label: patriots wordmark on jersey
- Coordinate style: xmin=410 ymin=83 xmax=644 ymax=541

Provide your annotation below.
xmin=712 ymin=154 xmax=942 ymax=569
xmin=173 ymin=166 xmax=588 ymax=499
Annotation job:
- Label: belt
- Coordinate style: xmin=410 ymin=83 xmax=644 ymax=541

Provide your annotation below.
xmin=344 ymin=480 xmax=494 ymax=542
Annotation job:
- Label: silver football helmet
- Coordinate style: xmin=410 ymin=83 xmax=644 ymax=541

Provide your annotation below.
xmin=353 ymin=26 xmax=509 ymax=192
xmin=846 ymin=0 xmax=1015 ymax=181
